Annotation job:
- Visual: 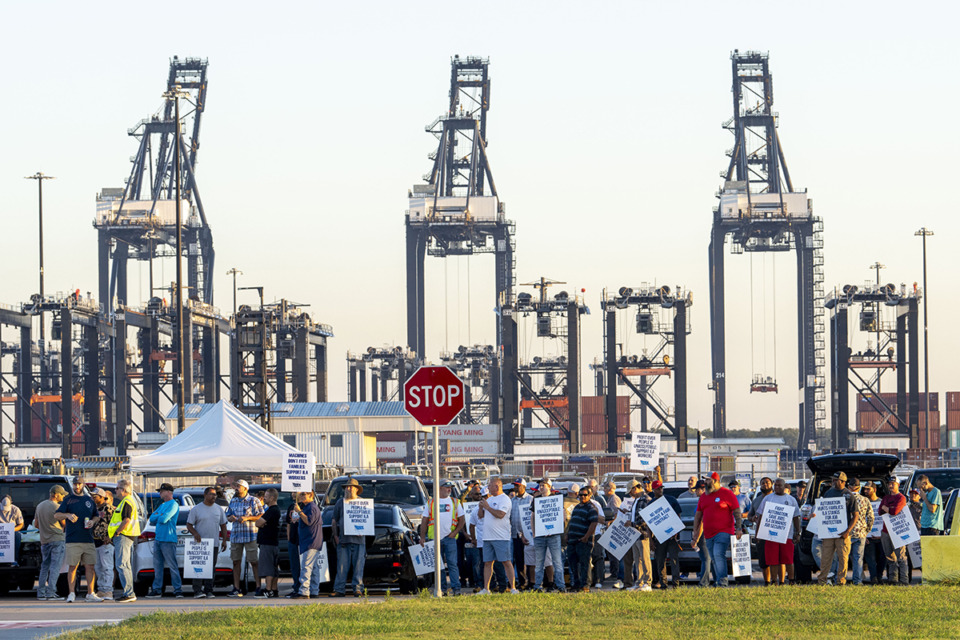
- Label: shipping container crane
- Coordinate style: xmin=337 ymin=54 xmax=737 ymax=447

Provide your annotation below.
xmin=707 ymin=51 xmax=825 ymax=449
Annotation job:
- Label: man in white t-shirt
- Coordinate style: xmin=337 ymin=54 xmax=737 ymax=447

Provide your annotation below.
xmin=419 ymin=481 xmax=465 ymax=595
xmin=477 ymin=477 xmax=517 ymax=594
xmin=755 ymin=478 xmax=801 ymax=585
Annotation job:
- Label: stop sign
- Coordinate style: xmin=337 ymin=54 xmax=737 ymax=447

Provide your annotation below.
xmin=403 ymin=366 xmax=465 ymax=426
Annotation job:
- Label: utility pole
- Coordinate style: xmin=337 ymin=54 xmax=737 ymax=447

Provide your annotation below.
xmin=227 ymin=268 xmax=242 ymax=319
xmin=869 ymin=262 xmax=885 ymax=391
xmin=915 ymin=228 xmax=934 ymax=443
xmin=25 ymin=172 xmax=55 ymax=342
xmin=164 ymin=85 xmax=190 ymax=434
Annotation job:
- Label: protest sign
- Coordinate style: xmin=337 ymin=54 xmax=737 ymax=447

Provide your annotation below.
xmin=0 ymin=523 xmax=13 ymax=563
xmin=344 ymin=498 xmax=374 ymax=536
xmin=630 ymin=433 xmax=660 ymax=471
xmin=730 ymin=535 xmax=752 ymax=578
xmin=315 ymin=541 xmax=331 ymax=583
xmin=883 ymin=511 xmax=921 ymax=549
xmin=464 ymin=501 xmax=480 ymax=526
xmin=908 ymin=540 xmax=922 ymax=567
xmin=533 ymin=494 xmax=563 ymax=537
xmin=409 ymin=540 xmax=445 ymax=576
xmin=182 ymin=538 xmax=214 ymax=580
xmin=520 ymin=504 xmax=533 ymax=541
xmin=816 ymin=497 xmax=847 ymax=539
xmin=758 ymin=501 xmax=795 ymax=542
xmin=281 ymin=451 xmax=316 ymax=493
xmin=639 ymin=497 xmax=684 ymax=544
xmin=868 ymin=502 xmax=883 ymax=539
xmin=596 ymin=513 xmax=642 ymax=561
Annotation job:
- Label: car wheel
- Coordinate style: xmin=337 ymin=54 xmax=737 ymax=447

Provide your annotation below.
xmin=735 ymin=575 xmax=751 ymax=584
xmin=134 ymin=579 xmax=151 ymax=597
xmin=398 ymin=577 xmax=417 ymax=595
xmin=795 ymin=562 xmax=812 ymax=583
xmin=56 ymin=574 xmax=71 ymax=597
xmin=19 ymin=575 xmax=36 ymax=592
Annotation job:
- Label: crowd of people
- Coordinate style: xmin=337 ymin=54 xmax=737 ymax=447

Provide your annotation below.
xmin=17 ymin=468 xmax=948 ymax=602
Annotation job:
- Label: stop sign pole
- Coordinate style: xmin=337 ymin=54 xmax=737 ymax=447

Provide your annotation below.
xmin=403 ymin=365 xmax=465 ymax=598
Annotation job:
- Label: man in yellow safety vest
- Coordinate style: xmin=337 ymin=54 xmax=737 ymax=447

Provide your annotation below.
xmin=109 ymin=479 xmax=141 ymax=602
xmin=419 ymin=481 xmax=465 ymax=595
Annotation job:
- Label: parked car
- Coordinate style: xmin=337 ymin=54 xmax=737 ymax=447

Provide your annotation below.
xmin=140 ymin=490 xmax=195 ymax=515
xmin=795 ymin=452 xmax=900 ymax=582
xmin=324 ymin=475 xmax=429 ymax=528
xmin=134 ymin=506 xmax=250 ymax=596
xmin=672 ymin=494 xmax=752 ymax=584
xmin=321 ymin=503 xmax=420 ymax=593
xmin=903 ymin=468 xmax=960 ymax=495
xmin=0 ymin=475 xmax=146 ymax=596
xmin=421 ymin=479 xmax=463 ymax=502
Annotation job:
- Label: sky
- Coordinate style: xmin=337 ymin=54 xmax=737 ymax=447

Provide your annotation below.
xmin=0 ymin=1 xmax=957 ymax=441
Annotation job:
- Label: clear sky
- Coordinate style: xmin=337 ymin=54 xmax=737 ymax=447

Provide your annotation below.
xmin=1 ymin=1 xmax=957 ymax=439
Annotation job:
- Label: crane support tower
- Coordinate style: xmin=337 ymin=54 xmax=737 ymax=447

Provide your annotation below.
xmin=405 ymin=56 xmax=516 ymax=367
xmin=513 ymin=280 xmax=588 ymax=453
xmin=440 ymin=345 xmax=497 ymax=424
xmin=347 ymin=347 xmax=417 ymax=403
xmin=708 ymin=51 xmax=825 ymax=449
xmin=603 ymin=286 xmax=691 ymax=453
xmin=825 ymin=284 xmax=922 ymax=450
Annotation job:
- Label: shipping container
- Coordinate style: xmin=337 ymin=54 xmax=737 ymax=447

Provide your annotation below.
xmin=947 ymin=392 xmax=960 ymax=412
xmin=857 ymin=392 xmax=939 ymax=413
xmin=950 ymin=430 xmax=960 ymax=449
xmin=947 ymin=411 xmax=960 ymax=431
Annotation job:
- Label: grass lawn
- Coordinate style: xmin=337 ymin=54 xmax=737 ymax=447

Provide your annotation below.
xmin=62 ymin=586 xmax=960 ymax=640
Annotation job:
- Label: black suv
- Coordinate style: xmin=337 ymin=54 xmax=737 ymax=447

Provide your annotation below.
xmin=324 ymin=475 xmax=429 ymax=528
xmin=795 ymin=452 xmax=900 ymax=582
xmin=0 ymin=475 xmax=75 ymax=595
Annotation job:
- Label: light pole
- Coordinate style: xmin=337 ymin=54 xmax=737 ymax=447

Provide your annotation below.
xmin=25 ymin=172 xmax=55 ymax=342
xmin=164 ymin=85 xmax=191 ymax=434
xmin=226 ymin=268 xmax=243 ymax=319
xmin=915 ymin=227 xmax=933 ymax=442
xmin=869 ymin=262 xmax=885 ymax=389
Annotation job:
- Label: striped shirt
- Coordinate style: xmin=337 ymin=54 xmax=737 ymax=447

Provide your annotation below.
xmin=567 ymin=502 xmax=599 ymax=541
xmin=226 ymin=494 xmax=264 ymax=544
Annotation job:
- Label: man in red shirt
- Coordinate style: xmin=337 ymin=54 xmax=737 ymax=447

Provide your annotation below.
xmin=692 ymin=477 xmax=743 ymax=587
xmin=879 ymin=476 xmax=910 ymax=585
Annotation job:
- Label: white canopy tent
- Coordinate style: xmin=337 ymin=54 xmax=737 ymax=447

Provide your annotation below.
xmin=130 ymin=400 xmax=303 ymax=476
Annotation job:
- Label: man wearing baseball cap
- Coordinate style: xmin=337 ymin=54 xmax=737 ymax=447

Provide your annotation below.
xmin=510 ymin=478 xmax=534 ymax=589
xmin=530 ymin=479 xmax=564 ymax=592
xmin=879 ymin=476 xmax=910 ymax=585
xmin=226 ymin=479 xmax=263 ymax=597
xmin=651 ymin=480 xmax=682 ymax=588
xmin=817 ymin=471 xmax=859 ymax=585
xmin=34 ymin=485 xmax=68 ymax=600
xmin=56 ymin=475 xmax=101 ymax=602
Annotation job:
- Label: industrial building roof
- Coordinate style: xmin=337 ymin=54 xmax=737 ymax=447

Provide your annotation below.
xmin=166 ymin=401 xmax=408 ymax=420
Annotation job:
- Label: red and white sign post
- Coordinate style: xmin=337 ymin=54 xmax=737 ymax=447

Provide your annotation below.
xmin=404 ymin=366 xmax=465 ymax=597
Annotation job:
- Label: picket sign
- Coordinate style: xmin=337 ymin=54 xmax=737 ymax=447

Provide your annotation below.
xmin=596 ymin=513 xmax=642 ymax=561
xmin=409 ymin=540 xmax=446 ymax=576
xmin=182 ymin=538 xmax=215 ymax=580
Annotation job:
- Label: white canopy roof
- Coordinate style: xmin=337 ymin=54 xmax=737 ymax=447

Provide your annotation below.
xmin=130 ymin=400 xmax=301 ymax=476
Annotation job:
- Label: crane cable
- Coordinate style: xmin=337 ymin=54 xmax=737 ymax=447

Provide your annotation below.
xmin=772 ymin=253 xmax=778 ymax=381
xmin=750 ymin=253 xmax=755 ymax=377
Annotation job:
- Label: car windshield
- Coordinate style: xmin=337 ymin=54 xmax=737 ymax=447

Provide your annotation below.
xmin=0 ymin=480 xmax=73 ymax=521
xmin=677 ymin=499 xmax=699 ymax=520
xmin=324 ymin=479 xmax=424 ymax=507
xmin=911 ymin=470 xmax=960 ymax=494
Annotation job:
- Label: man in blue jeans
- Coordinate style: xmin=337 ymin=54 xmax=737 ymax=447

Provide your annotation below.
xmin=34 ymin=485 xmax=68 ymax=600
xmin=566 ymin=488 xmax=600 ymax=592
xmin=291 ymin=491 xmax=324 ymax=599
xmin=419 ymin=481 xmax=464 ymax=595
xmin=146 ymin=483 xmax=182 ymax=598
xmin=331 ymin=478 xmax=368 ymax=597
xmin=692 ymin=476 xmax=743 ymax=587
xmin=530 ymin=479 xmax=566 ymax=592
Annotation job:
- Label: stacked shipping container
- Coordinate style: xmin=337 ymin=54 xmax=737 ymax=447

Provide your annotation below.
xmin=947 ymin=392 xmax=960 ymax=449
xmin=856 ymin=392 xmax=941 ymax=448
